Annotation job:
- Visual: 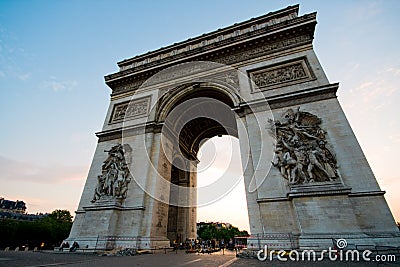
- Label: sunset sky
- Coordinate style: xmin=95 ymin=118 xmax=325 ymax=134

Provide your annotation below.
xmin=1 ymin=1 xmax=399 ymax=232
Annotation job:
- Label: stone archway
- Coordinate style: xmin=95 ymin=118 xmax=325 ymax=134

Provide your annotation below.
xmin=67 ymin=5 xmax=400 ymax=250
xmin=148 ymin=82 xmax=246 ymax=247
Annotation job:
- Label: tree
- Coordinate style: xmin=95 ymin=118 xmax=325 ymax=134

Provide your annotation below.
xmin=198 ymin=224 xmax=217 ymax=240
xmin=47 ymin=210 xmax=73 ymax=223
xmin=41 ymin=210 xmax=73 ymax=247
xmin=197 ymin=223 xmax=249 ymax=242
xmin=0 ymin=210 xmax=73 ymax=249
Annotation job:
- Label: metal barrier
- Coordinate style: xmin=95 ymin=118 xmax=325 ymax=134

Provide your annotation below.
xmin=247 ymin=233 xmax=300 ymax=250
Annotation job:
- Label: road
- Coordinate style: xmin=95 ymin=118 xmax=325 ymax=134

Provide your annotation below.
xmin=0 ymin=250 xmax=399 ymax=267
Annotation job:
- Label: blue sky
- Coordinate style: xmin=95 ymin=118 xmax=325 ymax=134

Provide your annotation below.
xmin=1 ymin=1 xmax=399 ymax=231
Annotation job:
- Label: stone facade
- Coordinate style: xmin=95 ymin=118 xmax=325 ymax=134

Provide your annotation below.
xmin=67 ymin=5 xmax=400 ymax=250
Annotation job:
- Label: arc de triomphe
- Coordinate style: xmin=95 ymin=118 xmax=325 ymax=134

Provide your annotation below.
xmin=67 ymin=5 xmax=400 ymax=250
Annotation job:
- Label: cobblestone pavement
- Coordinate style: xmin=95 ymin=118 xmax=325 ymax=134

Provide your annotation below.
xmin=1 ymin=250 xmax=399 ymax=267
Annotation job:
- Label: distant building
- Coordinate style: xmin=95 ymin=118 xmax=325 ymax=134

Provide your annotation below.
xmin=0 ymin=211 xmax=47 ymax=221
xmin=0 ymin=197 xmax=26 ymax=213
xmin=0 ymin=197 xmax=47 ymax=222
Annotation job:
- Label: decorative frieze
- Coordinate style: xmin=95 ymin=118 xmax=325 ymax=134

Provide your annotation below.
xmin=216 ymin=35 xmax=311 ymax=66
xmin=111 ymin=35 xmax=312 ymax=96
xmin=252 ymin=62 xmax=306 ymax=86
xmin=207 ymin=70 xmax=240 ymax=88
xmin=249 ymin=57 xmax=315 ymax=91
xmin=109 ymin=96 xmax=151 ymax=123
xmin=114 ymin=79 xmax=148 ymax=94
xmin=145 ymin=61 xmax=217 ymax=85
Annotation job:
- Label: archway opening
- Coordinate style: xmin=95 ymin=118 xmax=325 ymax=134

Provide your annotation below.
xmin=161 ymin=86 xmax=249 ymax=244
xmin=197 ymin=135 xmax=250 ymax=232
xmin=167 ymin=158 xmax=189 ymax=244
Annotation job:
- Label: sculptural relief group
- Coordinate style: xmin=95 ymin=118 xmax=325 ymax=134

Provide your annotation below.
xmin=92 ymin=144 xmax=132 ymax=202
xmin=270 ymin=107 xmax=339 ymax=185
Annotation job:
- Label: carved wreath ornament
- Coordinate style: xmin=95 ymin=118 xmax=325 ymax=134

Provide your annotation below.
xmin=269 ymin=107 xmax=339 ymax=185
xmin=91 ymin=144 xmax=132 ymax=202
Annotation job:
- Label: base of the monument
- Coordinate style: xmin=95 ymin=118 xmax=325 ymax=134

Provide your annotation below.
xmin=247 ymin=232 xmax=400 ymax=251
xmin=64 ymin=236 xmax=171 ymax=251
xmin=298 ymin=232 xmax=400 ymax=250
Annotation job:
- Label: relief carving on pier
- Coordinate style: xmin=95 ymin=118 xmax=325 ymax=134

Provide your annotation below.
xmin=92 ymin=144 xmax=132 ymax=202
xmin=269 ymin=107 xmax=339 ymax=185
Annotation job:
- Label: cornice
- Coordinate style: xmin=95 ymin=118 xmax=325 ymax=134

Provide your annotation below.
xmin=267 ymin=83 xmax=339 ymax=109
xmin=104 ymin=7 xmax=317 ymax=96
xmin=82 ymin=205 xmax=145 ymax=211
xmin=287 ymin=181 xmax=352 ymax=199
xmin=234 ymin=83 xmax=339 ymax=114
xmin=116 ymin=5 xmax=301 ymax=70
xmin=96 ymin=121 xmax=164 ymax=143
xmin=106 ymin=13 xmax=316 ymax=81
xmin=348 ymin=190 xmax=386 ymax=197
xmin=257 ymin=197 xmax=289 ymax=203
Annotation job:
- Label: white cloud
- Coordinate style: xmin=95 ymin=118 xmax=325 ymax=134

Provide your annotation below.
xmin=40 ymin=77 xmax=77 ymax=92
xmin=357 ymin=81 xmax=373 ymax=90
xmin=18 ymin=72 xmax=31 ymax=81
xmin=351 ymin=1 xmax=382 ymax=21
xmin=344 ymin=63 xmax=400 ymax=107
xmin=384 ymin=67 xmax=400 ymax=76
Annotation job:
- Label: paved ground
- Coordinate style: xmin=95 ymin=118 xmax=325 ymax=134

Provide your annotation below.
xmin=0 ymin=250 xmax=399 ymax=267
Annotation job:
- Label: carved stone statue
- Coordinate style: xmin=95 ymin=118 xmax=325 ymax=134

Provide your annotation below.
xmin=270 ymin=107 xmax=339 ymax=185
xmin=91 ymin=144 xmax=132 ymax=202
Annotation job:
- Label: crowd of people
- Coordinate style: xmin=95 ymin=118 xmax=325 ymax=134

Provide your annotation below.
xmin=59 ymin=241 xmax=79 ymax=252
xmin=173 ymin=238 xmax=238 ymax=254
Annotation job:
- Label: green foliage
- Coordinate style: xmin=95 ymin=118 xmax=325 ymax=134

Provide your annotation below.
xmin=198 ymin=224 xmax=217 ymax=240
xmin=47 ymin=210 xmax=73 ymax=223
xmin=0 ymin=210 xmax=73 ymax=249
xmin=197 ymin=224 xmax=249 ymax=242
